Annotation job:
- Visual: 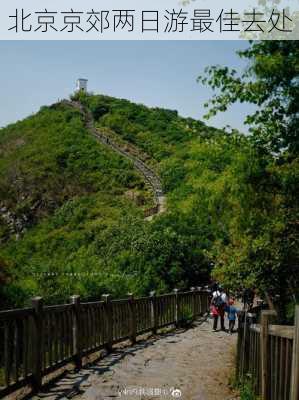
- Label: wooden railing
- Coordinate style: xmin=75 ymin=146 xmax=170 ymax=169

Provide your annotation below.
xmin=236 ymin=306 xmax=299 ymax=400
xmin=0 ymin=288 xmax=210 ymax=397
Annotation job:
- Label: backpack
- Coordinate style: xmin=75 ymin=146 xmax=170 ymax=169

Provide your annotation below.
xmin=213 ymin=294 xmax=224 ymax=308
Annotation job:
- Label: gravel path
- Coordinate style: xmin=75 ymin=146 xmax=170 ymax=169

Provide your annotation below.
xmin=33 ymin=317 xmax=239 ymax=400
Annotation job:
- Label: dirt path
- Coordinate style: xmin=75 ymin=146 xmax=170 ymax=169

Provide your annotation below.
xmin=32 ymin=317 xmax=239 ymax=400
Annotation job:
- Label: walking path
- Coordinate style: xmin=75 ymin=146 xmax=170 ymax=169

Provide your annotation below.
xmin=64 ymin=100 xmax=166 ymax=218
xmin=35 ymin=101 xmax=240 ymax=399
xmin=32 ymin=317 xmax=239 ymax=400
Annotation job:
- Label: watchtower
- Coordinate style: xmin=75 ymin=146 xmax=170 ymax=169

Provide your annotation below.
xmin=76 ymin=78 xmax=88 ymax=92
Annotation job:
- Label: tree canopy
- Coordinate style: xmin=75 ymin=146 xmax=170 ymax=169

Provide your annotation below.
xmin=200 ymin=41 xmax=299 ymax=319
xmin=200 ymin=41 xmax=299 ymax=155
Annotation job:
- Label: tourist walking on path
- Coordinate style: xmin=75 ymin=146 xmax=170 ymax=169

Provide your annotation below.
xmin=225 ymin=299 xmax=239 ymax=334
xmin=211 ymin=286 xmax=226 ymax=331
xmin=242 ymin=287 xmax=255 ymax=311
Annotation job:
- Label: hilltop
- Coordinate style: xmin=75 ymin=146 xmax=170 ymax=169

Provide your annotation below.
xmin=0 ymin=93 xmax=250 ymax=308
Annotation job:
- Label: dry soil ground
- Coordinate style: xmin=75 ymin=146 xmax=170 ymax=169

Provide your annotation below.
xmin=31 ymin=316 xmax=239 ymax=400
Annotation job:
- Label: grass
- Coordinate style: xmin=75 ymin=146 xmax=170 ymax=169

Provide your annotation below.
xmin=229 ymin=374 xmax=259 ymax=400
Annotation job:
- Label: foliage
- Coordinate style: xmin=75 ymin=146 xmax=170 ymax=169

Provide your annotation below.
xmin=179 ymin=305 xmax=194 ymax=328
xmin=238 ymin=379 xmax=258 ymax=400
xmin=200 ymin=41 xmax=299 ymax=317
xmin=0 ymin=97 xmax=219 ymax=308
xmin=0 ymin=103 xmax=145 ymax=234
xmin=0 ymin=101 xmax=159 ymax=307
xmin=72 ymin=90 xmax=219 ymax=162
xmin=0 ymin=257 xmax=11 ymax=309
xmin=230 ymin=374 xmax=258 ymax=400
xmin=2 ymin=63 xmax=298 ymax=313
xmin=199 ymin=41 xmax=299 ymax=155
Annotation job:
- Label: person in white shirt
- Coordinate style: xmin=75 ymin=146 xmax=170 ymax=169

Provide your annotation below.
xmin=221 ymin=290 xmax=228 ymax=305
xmin=212 ymin=287 xmax=228 ymax=303
xmin=211 ymin=286 xmax=227 ymax=331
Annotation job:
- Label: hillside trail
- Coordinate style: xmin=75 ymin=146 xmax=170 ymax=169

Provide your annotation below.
xmin=32 ymin=317 xmax=239 ymax=400
xmin=63 ymin=100 xmax=166 ymax=219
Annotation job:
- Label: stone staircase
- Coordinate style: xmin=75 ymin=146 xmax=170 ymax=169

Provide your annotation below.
xmin=64 ymin=100 xmax=166 ymax=218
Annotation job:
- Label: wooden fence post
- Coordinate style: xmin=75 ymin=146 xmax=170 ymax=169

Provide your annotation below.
xmin=150 ymin=291 xmax=157 ymax=334
xmin=290 ymin=305 xmax=299 ymax=400
xmin=190 ymin=287 xmax=195 ymax=320
xmin=237 ymin=311 xmax=255 ymax=380
xmin=173 ymin=289 xmax=180 ymax=327
xmin=128 ymin=293 xmax=137 ymax=344
xmin=236 ymin=311 xmax=244 ymax=381
xmin=205 ymin=287 xmax=210 ymax=313
xmin=70 ymin=295 xmax=82 ymax=369
xmin=196 ymin=287 xmax=202 ymax=315
xmin=102 ymin=294 xmax=113 ymax=352
xmin=31 ymin=297 xmax=43 ymax=391
xmin=193 ymin=287 xmax=199 ymax=317
xmin=260 ymin=310 xmax=277 ymax=400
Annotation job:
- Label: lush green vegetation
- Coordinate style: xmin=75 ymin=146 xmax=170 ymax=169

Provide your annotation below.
xmin=1 ymin=42 xmax=298 ymax=317
xmin=0 ymin=102 xmax=156 ymax=307
xmin=200 ymin=41 xmax=299 ymax=320
xmin=0 ymin=97 xmax=220 ymax=308
xmin=238 ymin=380 xmax=258 ymax=400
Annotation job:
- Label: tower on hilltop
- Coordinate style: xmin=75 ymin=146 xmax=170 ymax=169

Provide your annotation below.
xmin=76 ymin=78 xmax=88 ymax=92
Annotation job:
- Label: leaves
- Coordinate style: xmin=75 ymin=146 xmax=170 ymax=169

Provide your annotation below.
xmin=199 ymin=41 xmax=299 ymax=155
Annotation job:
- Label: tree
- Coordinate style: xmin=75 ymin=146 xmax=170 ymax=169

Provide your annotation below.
xmin=0 ymin=257 xmax=12 ymax=309
xmin=199 ymin=41 xmax=299 ymax=155
xmin=200 ymin=41 xmax=299 ymax=319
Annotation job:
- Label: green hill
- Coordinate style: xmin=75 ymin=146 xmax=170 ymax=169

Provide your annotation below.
xmin=0 ymin=92 xmax=266 ymax=309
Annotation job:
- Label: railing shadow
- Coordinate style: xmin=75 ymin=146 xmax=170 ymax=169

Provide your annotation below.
xmin=26 ymin=315 xmax=209 ymax=400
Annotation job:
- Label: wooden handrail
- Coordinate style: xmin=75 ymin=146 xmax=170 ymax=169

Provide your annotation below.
xmin=268 ymin=324 xmax=294 ymax=340
xmin=237 ymin=306 xmax=299 ymax=400
xmin=250 ymin=323 xmax=294 ymax=339
xmin=0 ymin=288 xmax=210 ymax=398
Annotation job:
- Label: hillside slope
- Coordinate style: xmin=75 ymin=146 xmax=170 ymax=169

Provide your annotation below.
xmin=64 ymin=99 xmax=166 ymax=217
xmin=0 ymin=103 xmax=154 ymax=236
xmin=0 ymin=93 xmax=250 ymax=309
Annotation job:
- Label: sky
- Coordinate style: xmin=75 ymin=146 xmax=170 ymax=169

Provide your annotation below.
xmin=0 ymin=41 xmax=256 ymax=132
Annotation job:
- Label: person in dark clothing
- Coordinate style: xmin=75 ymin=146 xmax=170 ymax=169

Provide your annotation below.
xmin=243 ymin=288 xmax=254 ymax=310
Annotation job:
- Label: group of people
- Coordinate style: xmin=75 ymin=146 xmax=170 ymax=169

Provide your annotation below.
xmin=210 ymin=285 xmax=239 ymax=334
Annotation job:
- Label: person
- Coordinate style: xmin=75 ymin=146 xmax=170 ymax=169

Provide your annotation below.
xmin=220 ymin=288 xmax=229 ymax=306
xmin=211 ymin=302 xmax=220 ymax=331
xmin=211 ymin=286 xmax=226 ymax=331
xmin=225 ymin=299 xmax=239 ymax=334
xmin=242 ymin=288 xmax=254 ymax=310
